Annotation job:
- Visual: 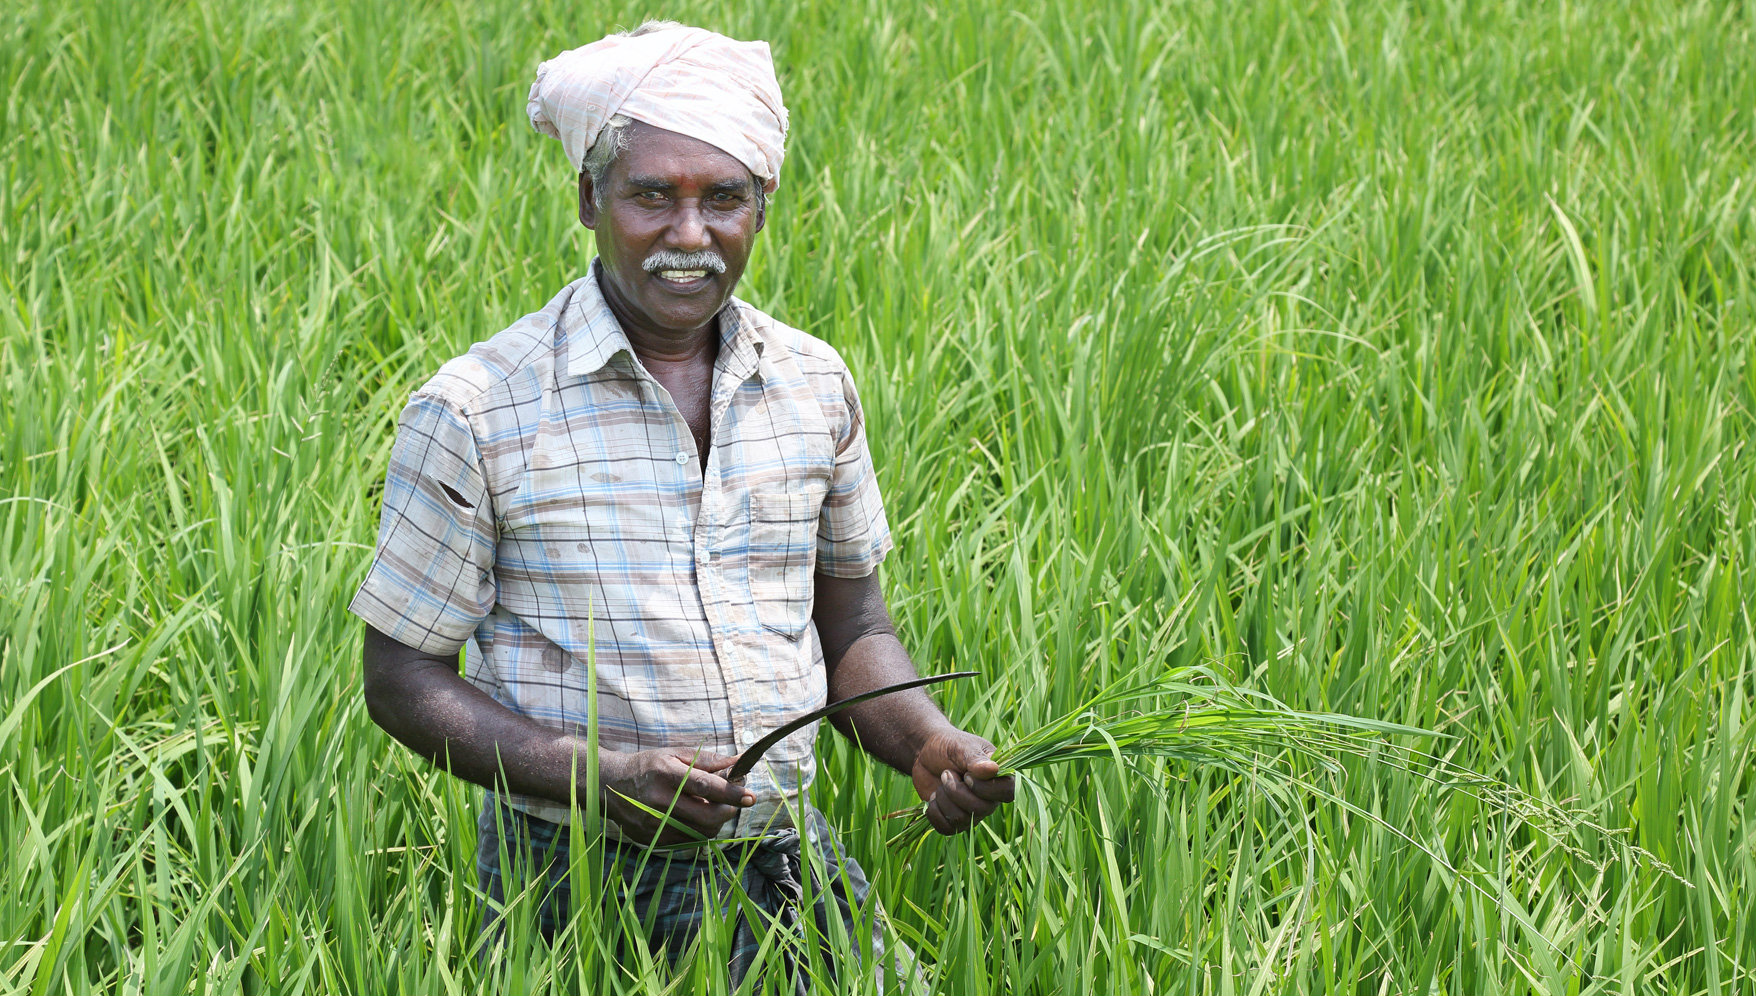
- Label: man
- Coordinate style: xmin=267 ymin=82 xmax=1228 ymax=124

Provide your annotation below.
xmin=348 ymin=20 xmax=1012 ymax=983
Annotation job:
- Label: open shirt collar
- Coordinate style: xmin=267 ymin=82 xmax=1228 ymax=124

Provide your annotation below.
xmin=563 ymin=260 xmax=766 ymax=385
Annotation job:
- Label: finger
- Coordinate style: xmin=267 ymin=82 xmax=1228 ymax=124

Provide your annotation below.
xmin=675 ymin=759 xmax=756 ymax=808
xmin=948 ymin=735 xmax=996 ymax=764
xmin=604 ymin=798 xmax=664 ymax=845
xmin=653 ymin=826 xmax=689 ymax=846
xmin=937 ymin=769 xmax=998 ymax=820
xmin=679 ymin=749 xmax=740 ymax=772
xmin=654 ymin=820 xmax=714 ymax=847
xmin=626 ymin=792 xmax=735 ymax=840
xmin=667 ymin=795 xmax=740 ymax=833
xmin=683 ymin=771 xmax=755 ymax=809
xmin=961 ymin=772 xmax=1015 ymax=803
xmin=925 ymin=792 xmax=956 ymax=835
xmin=961 ymin=755 xmax=1003 ymax=780
xmin=928 ymin=788 xmax=975 ymax=835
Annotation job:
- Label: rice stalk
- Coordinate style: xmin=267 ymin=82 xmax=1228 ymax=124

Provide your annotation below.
xmin=889 ymin=662 xmax=1675 ymax=899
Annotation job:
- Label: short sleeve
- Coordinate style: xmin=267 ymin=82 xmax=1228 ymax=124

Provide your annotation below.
xmin=348 ymin=394 xmax=498 ymax=655
xmin=815 ymin=368 xmax=894 ymax=577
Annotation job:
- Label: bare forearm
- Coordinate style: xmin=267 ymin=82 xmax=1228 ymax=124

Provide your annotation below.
xmin=362 ymin=628 xmax=594 ymax=806
xmin=813 ymin=576 xmax=1013 ymax=835
xmin=814 ymin=571 xmax=958 ymax=772
xmin=362 ymin=626 xmax=752 ymax=843
xmin=810 ymin=571 xmax=1014 ymax=833
xmin=825 ymin=632 xmax=958 ymax=774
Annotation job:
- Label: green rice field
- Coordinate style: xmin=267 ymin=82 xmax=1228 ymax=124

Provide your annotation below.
xmin=2 ymin=0 xmax=1753 ymax=991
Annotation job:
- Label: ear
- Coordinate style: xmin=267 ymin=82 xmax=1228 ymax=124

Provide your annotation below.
xmin=577 ymin=171 xmax=598 ymax=229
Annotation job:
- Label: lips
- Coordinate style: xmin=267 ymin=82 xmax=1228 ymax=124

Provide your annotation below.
xmin=651 ymin=270 xmax=713 ymax=293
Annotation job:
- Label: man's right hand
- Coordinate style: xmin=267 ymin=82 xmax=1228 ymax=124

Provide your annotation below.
xmin=597 ymin=748 xmax=755 ymax=846
xmin=361 ymin=627 xmax=754 ymax=846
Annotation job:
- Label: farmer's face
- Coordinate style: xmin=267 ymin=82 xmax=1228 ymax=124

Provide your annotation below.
xmin=579 ymin=121 xmax=766 ymax=338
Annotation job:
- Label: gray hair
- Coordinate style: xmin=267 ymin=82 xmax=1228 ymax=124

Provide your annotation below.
xmin=580 ymin=21 xmax=767 ymax=212
xmin=581 ymin=115 xmax=635 ymax=200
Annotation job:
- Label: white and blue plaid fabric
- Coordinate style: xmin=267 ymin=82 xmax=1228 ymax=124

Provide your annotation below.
xmin=349 ymin=266 xmax=893 ymax=836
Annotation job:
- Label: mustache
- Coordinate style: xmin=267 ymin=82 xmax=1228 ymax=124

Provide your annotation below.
xmin=642 ymin=249 xmax=727 ymax=275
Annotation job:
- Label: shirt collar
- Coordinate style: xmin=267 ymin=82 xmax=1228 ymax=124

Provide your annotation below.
xmin=563 ymin=260 xmax=766 ymax=382
xmin=716 ymin=296 xmax=766 ymax=384
xmin=562 ymin=263 xmax=634 ymax=380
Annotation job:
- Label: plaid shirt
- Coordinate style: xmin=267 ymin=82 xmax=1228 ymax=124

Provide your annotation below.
xmin=349 ymin=268 xmax=892 ymax=837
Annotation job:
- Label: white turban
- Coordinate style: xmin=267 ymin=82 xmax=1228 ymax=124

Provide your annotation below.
xmin=527 ymin=25 xmax=790 ymax=192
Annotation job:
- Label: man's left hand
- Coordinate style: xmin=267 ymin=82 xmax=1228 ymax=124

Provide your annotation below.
xmin=910 ymin=730 xmax=1015 ymax=835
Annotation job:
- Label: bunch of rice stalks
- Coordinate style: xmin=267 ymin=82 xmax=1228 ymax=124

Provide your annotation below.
xmin=888 ymin=663 xmax=1669 ymax=913
xmin=991 ymin=665 xmax=1433 ymax=776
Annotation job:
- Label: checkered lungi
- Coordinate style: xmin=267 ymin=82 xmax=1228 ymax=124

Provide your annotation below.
xmin=475 ymin=797 xmax=910 ymax=991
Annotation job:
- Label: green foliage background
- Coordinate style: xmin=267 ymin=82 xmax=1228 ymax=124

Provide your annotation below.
xmin=1 ymin=0 xmax=1752 ymax=991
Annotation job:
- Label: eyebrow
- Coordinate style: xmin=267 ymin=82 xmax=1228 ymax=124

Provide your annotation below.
xmin=621 ymin=174 xmax=754 ymax=195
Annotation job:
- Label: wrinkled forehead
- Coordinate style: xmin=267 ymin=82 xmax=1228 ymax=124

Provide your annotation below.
xmin=614 ymin=119 xmax=763 ymax=191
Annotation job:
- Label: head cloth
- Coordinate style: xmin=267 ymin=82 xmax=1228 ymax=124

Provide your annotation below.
xmin=527 ymin=25 xmax=790 ymax=192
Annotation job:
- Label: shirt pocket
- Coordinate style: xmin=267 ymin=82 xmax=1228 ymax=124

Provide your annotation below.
xmin=747 ymin=490 xmax=821 ymax=639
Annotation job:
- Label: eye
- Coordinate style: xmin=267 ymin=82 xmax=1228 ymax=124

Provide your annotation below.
xmin=635 ymin=190 xmax=667 ymax=204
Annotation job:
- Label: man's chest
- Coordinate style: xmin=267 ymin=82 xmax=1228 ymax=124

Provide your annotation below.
xmin=491 ymin=363 xmax=835 ymax=517
xmin=646 ymin=364 xmax=713 ymax=470
xmin=481 ymin=364 xmax=838 ymax=644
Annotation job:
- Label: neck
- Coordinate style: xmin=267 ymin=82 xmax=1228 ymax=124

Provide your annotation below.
xmin=594 ymin=262 xmax=721 ymax=366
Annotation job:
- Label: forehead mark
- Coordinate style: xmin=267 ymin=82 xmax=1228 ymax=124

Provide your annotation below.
xmin=613 ymin=125 xmax=760 ymax=193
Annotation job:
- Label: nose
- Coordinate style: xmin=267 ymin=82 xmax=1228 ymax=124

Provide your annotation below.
xmin=668 ymin=201 xmax=711 ymax=251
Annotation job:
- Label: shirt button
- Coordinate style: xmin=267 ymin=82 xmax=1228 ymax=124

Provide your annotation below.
xmin=674 ymin=451 xmax=689 ymax=465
